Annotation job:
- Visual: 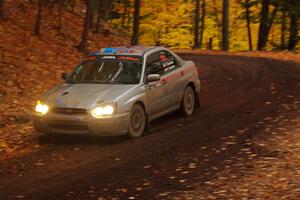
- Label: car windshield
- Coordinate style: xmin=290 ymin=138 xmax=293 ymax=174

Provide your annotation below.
xmin=67 ymin=56 xmax=143 ymax=84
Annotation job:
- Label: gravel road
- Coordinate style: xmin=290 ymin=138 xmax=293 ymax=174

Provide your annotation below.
xmin=1 ymin=53 xmax=300 ymax=200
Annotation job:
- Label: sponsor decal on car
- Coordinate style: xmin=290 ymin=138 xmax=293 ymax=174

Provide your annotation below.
xmin=118 ymin=56 xmax=140 ymax=61
xmin=102 ymin=55 xmax=116 ymax=59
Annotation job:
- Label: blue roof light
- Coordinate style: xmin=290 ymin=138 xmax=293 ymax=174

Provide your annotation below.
xmin=103 ymin=47 xmax=117 ymax=53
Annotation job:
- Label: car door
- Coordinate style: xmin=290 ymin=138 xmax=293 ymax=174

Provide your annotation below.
xmin=145 ymin=51 xmax=172 ymax=118
xmin=160 ymin=51 xmax=186 ymax=108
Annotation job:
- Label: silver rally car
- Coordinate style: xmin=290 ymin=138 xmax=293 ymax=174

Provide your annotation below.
xmin=33 ymin=46 xmax=201 ymax=138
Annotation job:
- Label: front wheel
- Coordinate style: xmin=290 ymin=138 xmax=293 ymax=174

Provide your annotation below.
xmin=127 ymin=104 xmax=146 ymax=138
xmin=181 ymin=86 xmax=195 ymax=116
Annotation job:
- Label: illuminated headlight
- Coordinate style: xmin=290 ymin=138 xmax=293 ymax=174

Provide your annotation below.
xmin=35 ymin=101 xmax=49 ymax=115
xmin=91 ymin=103 xmax=116 ymax=118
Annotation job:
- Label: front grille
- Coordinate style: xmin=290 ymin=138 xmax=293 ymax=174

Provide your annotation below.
xmin=48 ymin=123 xmax=88 ymax=132
xmin=51 ymin=107 xmax=87 ymax=115
xmin=48 ymin=120 xmax=88 ymax=132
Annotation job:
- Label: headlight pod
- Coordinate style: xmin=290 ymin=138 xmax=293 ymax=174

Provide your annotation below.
xmin=91 ymin=103 xmax=117 ymax=118
xmin=35 ymin=101 xmax=49 ymax=115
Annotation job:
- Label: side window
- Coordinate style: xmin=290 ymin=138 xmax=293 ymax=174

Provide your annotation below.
xmin=146 ymin=51 xmax=181 ymax=76
xmin=160 ymin=51 xmax=180 ymax=74
xmin=146 ymin=52 xmax=164 ymax=75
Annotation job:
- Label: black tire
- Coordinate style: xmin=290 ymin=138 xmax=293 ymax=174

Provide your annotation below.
xmin=127 ymin=104 xmax=146 ymax=138
xmin=181 ymin=86 xmax=195 ymax=116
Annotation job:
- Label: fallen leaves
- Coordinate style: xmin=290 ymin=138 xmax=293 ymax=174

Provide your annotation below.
xmin=188 ymin=163 xmax=197 ymax=169
xmin=178 ymin=113 xmax=300 ymax=200
xmin=34 ymin=162 xmax=44 ymax=166
xmin=0 ymin=0 xmax=129 ymax=160
xmin=116 ymin=188 xmax=128 ymax=193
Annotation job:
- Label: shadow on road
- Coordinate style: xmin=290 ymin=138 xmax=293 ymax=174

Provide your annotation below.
xmin=35 ymin=108 xmax=201 ymax=146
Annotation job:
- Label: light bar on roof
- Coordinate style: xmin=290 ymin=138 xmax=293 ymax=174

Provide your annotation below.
xmin=102 ymin=47 xmax=117 ymax=53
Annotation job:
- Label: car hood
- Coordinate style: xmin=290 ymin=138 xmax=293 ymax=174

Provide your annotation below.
xmin=43 ymin=84 xmax=138 ymax=109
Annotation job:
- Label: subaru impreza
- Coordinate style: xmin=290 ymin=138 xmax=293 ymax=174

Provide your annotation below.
xmin=33 ymin=46 xmax=201 ymax=138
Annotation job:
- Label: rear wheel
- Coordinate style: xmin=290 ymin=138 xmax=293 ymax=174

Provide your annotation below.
xmin=181 ymin=86 xmax=195 ymax=116
xmin=128 ymin=104 xmax=146 ymax=138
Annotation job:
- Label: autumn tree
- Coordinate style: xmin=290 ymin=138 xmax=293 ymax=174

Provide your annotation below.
xmin=280 ymin=8 xmax=287 ymax=49
xmin=199 ymin=0 xmax=206 ymax=48
xmin=131 ymin=0 xmax=141 ymax=45
xmin=86 ymin=0 xmax=299 ymax=50
xmin=69 ymin=0 xmax=76 ymax=12
xmin=77 ymin=0 xmax=94 ymax=53
xmin=242 ymin=0 xmax=254 ymax=50
xmin=0 ymin=0 xmax=6 ymax=19
xmin=222 ymin=0 xmax=229 ymax=50
xmin=194 ymin=0 xmax=200 ymax=49
xmin=57 ymin=0 xmax=65 ymax=32
xmin=258 ymin=0 xmax=269 ymax=50
xmin=34 ymin=0 xmax=44 ymax=35
xmin=121 ymin=0 xmax=130 ymax=28
xmin=95 ymin=0 xmax=103 ymax=33
xmin=212 ymin=0 xmax=222 ymax=49
xmin=287 ymin=0 xmax=300 ymax=50
xmin=104 ymin=0 xmax=113 ymax=23
xmin=257 ymin=0 xmax=279 ymax=50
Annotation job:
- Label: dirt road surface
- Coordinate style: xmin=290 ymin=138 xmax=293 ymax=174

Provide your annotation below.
xmin=1 ymin=53 xmax=300 ymax=199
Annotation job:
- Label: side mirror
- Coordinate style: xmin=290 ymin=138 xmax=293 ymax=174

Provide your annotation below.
xmin=61 ymin=72 xmax=70 ymax=81
xmin=146 ymin=74 xmax=161 ymax=83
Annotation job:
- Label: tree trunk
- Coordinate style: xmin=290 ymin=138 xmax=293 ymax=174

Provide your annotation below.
xmin=280 ymin=11 xmax=287 ymax=49
xmin=199 ymin=0 xmax=206 ymax=48
xmin=131 ymin=0 xmax=141 ymax=45
xmin=89 ymin=1 xmax=95 ymax=29
xmin=34 ymin=0 xmax=43 ymax=36
xmin=245 ymin=0 xmax=253 ymax=51
xmin=257 ymin=0 xmax=269 ymax=50
xmin=288 ymin=9 xmax=298 ymax=50
xmin=57 ymin=0 xmax=65 ymax=32
xmin=77 ymin=0 xmax=93 ymax=53
xmin=104 ymin=0 xmax=113 ymax=22
xmin=156 ymin=28 xmax=161 ymax=46
xmin=194 ymin=0 xmax=200 ymax=49
xmin=222 ymin=0 xmax=229 ymax=51
xmin=49 ymin=0 xmax=55 ymax=15
xmin=0 ymin=0 xmax=6 ymax=19
xmin=95 ymin=1 xmax=103 ymax=33
xmin=208 ymin=38 xmax=213 ymax=50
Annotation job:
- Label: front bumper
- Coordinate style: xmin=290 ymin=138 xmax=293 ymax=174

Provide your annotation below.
xmin=33 ymin=112 xmax=130 ymax=136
